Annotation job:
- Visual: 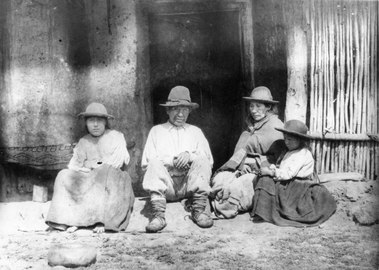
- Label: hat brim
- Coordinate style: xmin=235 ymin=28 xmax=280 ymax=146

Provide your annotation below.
xmin=78 ymin=112 xmax=115 ymax=119
xmin=275 ymin=127 xmax=312 ymax=139
xmin=159 ymin=101 xmax=199 ymax=109
xmin=242 ymin=97 xmax=279 ymax=104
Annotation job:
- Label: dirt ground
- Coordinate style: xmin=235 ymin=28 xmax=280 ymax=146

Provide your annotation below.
xmin=0 ymin=198 xmax=378 ymax=270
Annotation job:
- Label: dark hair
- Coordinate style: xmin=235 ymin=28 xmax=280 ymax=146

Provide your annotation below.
xmin=298 ymin=139 xmax=310 ymax=150
xmin=258 ymin=102 xmax=279 ymax=115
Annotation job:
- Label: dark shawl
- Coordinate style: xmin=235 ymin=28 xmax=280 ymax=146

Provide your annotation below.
xmin=251 ymin=176 xmax=336 ymax=227
xmin=217 ymin=113 xmax=286 ymax=172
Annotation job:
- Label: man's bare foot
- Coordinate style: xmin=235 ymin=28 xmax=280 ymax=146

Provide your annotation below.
xmin=93 ymin=225 xmax=105 ymax=233
xmin=66 ymin=226 xmax=78 ymax=233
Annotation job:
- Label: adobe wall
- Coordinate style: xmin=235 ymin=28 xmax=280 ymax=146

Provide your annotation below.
xmin=0 ymin=0 xmax=151 ymax=200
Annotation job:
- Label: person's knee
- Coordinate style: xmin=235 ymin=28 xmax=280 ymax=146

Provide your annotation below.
xmin=211 ymin=171 xmax=235 ymax=186
xmin=191 ymin=157 xmax=211 ymax=169
xmin=145 ymin=158 xmax=165 ymax=171
xmin=55 ymin=169 xmax=76 ymax=186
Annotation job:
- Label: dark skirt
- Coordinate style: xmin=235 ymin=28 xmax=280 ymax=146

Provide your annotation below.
xmin=251 ymin=176 xmax=336 ymax=227
xmin=46 ymin=165 xmax=134 ymax=231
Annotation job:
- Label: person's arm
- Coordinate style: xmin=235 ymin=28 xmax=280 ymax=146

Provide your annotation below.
xmin=187 ymin=128 xmax=213 ymax=167
xmin=141 ymin=127 xmax=174 ymax=170
xmin=102 ymin=131 xmax=130 ymax=169
xmin=67 ymin=139 xmax=89 ymax=172
xmin=258 ymin=165 xmax=275 ymax=177
xmin=272 ymin=150 xmax=314 ymax=181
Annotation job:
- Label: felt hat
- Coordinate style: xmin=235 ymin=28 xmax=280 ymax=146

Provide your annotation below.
xmin=78 ymin=102 xmax=114 ymax=119
xmin=160 ymin=86 xmax=199 ymax=108
xmin=242 ymin=86 xmax=279 ymax=104
xmin=275 ymin=119 xmax=312 ymax=139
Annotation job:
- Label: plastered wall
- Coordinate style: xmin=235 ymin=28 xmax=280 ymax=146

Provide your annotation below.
xmin=0 ymin=0 xmax=152 ymax=197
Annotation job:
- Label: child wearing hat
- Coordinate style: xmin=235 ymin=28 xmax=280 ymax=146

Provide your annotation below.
xmin=251 ymin=119 xmax=336 ymax=227
xmin=259 ymin=119 xmax=315 ymax=181
xmin=46 ymin=103 xmax=135 ymax=233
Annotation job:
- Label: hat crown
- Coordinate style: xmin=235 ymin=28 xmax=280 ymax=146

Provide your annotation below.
xmin=167 ymin=86 xmax=191 ymax=102
xmin=249 ymin=86 xmax=274 ymax=101
xmin=85 ymin=102 xmax=109 ymax=115
xmin=283 ymin=120 xmax=308 ymax=135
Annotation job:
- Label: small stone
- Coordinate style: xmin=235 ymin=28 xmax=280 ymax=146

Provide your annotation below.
xmin=48 ymin=243 xmax=97 ymax=268
xmin=351 ymin=199 xmax=379 ymax=225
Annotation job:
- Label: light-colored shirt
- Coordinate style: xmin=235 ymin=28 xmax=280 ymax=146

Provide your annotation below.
xmin=141 ymin=121 xmax=213 ymax=168
xmin=271 ymin=148 xmax=314 ymax=180
xmin=68 ymin=129 xmax=130 ymax=170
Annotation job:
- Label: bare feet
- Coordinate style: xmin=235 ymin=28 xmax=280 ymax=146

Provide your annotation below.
xmin=93 ymin=225 xmax=105 ymax=234
xmin=66 ymin=226 xmax=78 ymax=233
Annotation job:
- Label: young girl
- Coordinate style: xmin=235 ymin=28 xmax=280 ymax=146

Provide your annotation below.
xmin=260 ymin=119 xmax=315 ymax=182
xmin=251 ymin=120 xmax=336 ymax=227
xmin=46 ymin=103 xmax=135 ymax=233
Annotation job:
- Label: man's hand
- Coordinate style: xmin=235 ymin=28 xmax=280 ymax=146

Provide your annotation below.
xmin=173 ymin=151 xmax=191 ymax=169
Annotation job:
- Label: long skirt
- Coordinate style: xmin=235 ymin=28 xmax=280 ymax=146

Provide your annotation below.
xmin=46 ymin=165 xmax=134 ymax=231
xmin=251 ymin=176 xmax=336 ymax=227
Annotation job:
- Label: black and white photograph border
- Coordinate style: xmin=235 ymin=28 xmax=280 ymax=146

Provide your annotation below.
xmin=0 ymin=0 xmax=378 ymax=269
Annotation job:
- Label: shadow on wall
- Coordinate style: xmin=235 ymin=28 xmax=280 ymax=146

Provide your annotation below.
xmin=64 ymin=0 xmax=91 ymax=70
xmin=0 ymin=0 xmax=10 ymax=148
xmin=253 ymin=0 xmax=287 ymax=119
xmin=0 ymin=163 xmax=58 ymax=202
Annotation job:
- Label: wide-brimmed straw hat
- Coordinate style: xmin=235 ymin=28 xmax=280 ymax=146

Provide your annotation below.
xmin=160 ymin=86 xmax=199 ymax=108
xmin=78 ymin=102 xmax=114 ymax=119
xmin=275 ymin=119 xmax=312 ymax=139
xmin=242 ymin=86 xmax=279 ymax=104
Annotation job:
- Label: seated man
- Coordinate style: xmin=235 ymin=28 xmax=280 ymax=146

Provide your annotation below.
xmin=141 ymin=85 xmax=214 ymax=233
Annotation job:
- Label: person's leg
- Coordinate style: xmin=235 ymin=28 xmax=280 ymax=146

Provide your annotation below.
xmin=210 ymin=171 xmax=239 ymax=219
xmin=210 ymin=172 xmax=256 ymax=219
xmin=142 ymin=159 xmax=175 ymax=233
xmin=185 ymin=157 xmax=213 ymax=228
xmin=228 ymin=173 xmax=256 ymax=212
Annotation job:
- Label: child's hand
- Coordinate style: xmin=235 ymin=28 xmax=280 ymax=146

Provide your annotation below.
xmin=260 ymin=167 xmax=275 ymax=177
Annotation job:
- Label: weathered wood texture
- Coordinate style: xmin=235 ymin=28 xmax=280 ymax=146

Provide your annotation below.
xmin=285 ymin=0 xmax=308 ymax=122
xmin=307 ymin=0 xmax=378 ymax=179
xmin=318 ymin=172 xmax=365 ymax=183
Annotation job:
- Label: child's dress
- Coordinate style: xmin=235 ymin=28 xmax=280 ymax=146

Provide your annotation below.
xmin=46 ymin=129 xmax=135 ymax=231
xmin=251 ymin=148 xmax=336 ymax=227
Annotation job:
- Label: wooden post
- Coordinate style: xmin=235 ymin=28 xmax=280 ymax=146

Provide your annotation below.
xmin=285 ymin=0 xmax=308 ymax=122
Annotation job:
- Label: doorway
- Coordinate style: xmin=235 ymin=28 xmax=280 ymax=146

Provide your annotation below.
xmin=148 ymin=9 xmax=245 ymax=170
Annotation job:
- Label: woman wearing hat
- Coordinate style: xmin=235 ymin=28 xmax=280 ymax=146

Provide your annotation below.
xmin=251 ymin=120 xmax=336 ymax=227
xmin=211 ymin=86 xmax=286 ymax=219
xmin=46 ymin=103 xmax=134 ymax=233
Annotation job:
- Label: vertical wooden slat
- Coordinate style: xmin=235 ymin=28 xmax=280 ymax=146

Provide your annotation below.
xmin=307 ymin=0 xmax=377 ymax=178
